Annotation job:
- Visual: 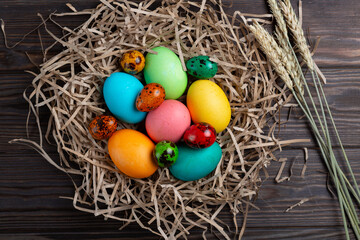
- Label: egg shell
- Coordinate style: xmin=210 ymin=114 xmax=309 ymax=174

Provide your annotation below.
xmin=186 ymin=56 xmax=218 ymax=79
xmin=153 ymin=140 xmax=178 ymax=167
xmin=144 ymin=47 xmax=187 ymax=100
xmin=103 ymin=72 xmax=147 ymax=124
xmin=88 ymin=115 xmax=118 ymax=140
xmin=187 ymin=80 xmax=231 ymax=133
xmin=169 ymin=142 xmax=222 ymax=181
xmin=136 ymin=83 xmax=166 ymax=112
xmin=183 ymin=122 xmax=216 ymax=149
xmin=108 ymin=129 xmax=158 ymax=178
xmin=146 ymin=100 xmax=191 ymax=143
xmin=120 ymin=50 xmax=145 ymax=74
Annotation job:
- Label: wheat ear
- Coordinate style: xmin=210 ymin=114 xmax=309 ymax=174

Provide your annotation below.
xmin=274 ymin=26 xmax=304 ymax=94
xmin=267 ymin=0 xmax=303 ymax=94
xmin=249 ymin=21 xmax=293 ymax=90
xmin=280 ymin=0 xmax=314 ymax=70
xmin=268 ymin=0 xmax=288 ymax=36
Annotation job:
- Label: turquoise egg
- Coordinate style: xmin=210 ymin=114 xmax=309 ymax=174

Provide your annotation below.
xmin=103 ymin=72 xmax=146 ymax=124
xmin=169 ymin=142 xmax=222 ymax=181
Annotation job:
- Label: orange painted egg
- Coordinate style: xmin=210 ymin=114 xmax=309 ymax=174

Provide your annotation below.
xmin=120 ymin=50 xmax=145 ymax=74
xmin=136 ymin=83 xmax=166 ymax=112
xmin=88 ymin=115 xmax=117 ymax=140
xmin=108 ymin=129 xmax=158 ymax=178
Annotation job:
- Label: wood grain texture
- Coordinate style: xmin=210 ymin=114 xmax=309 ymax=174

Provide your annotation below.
xmin=0 ymin=0 xmax=360 ymax=239
xmin=1 ymin=0 xmax=360 ymax=70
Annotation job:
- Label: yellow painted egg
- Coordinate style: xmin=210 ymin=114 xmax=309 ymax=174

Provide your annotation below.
xmin=120 ymin=50 xmax=145 ymax=74
xmin=108 ymin=129 xmax=158 ymax=178
xmin=186 ymin=80 xmax=231 ymax=133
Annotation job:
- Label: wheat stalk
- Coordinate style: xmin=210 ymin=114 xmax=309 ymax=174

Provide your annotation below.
xmin=280 ymin=0 xmax=314 ymax=70
xmin=254 ymin=1 xmax=360 ymax=239
xmin=249 ymin=21 xmax=293 ymax=90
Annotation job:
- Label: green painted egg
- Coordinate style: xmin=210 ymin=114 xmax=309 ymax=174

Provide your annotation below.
xmin=169 ymin=142 xmax=222 ymax=181
xmin=186 ymin=56 xmax=218 ymax=79
xmin=153 ymin=140 xmax=179 ymax=167
xmin=144 ymin=47 xmax=188 ymax=100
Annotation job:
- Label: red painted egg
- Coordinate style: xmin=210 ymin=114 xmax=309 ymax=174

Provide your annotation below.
xmin=136 ymin=83 xmax=166 ymax=112
xmin=183 ymin=122 xmax=216 ymax=149
xmin=88 ymin=115 xmax=118 ymax=140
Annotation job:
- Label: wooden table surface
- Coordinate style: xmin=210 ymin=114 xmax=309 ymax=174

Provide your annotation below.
xmin=1 ymin=0 xmax=359 ymax=239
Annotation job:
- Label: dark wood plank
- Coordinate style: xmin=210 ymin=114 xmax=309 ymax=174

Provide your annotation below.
xmin=0 ymin=147 xmax=358 ymax=239
xmin=243 ymin=227 xmax=348 ymax=240
xmin=1 ymin=0 xmax=360 ymax=70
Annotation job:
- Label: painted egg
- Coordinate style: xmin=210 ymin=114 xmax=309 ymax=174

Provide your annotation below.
xmin=186 ymin=56 xmax=218 ymax=79
xmin=136 ymin=83 xmax=166 ymax=112
xmin=183 ymin=122 xmax=216 ymax=149
xmin=169 ymin=142 xmax=222 ymax=181
xmin=103 ymin=72 xmax=147 ymax=124
xmin=187 ymin=80 xmax=231 ymax=133
xmin=153 ymin=141 xmax=178 ymax=167
xmin=88 ymin=115 xmax=117 ymax=140
xmin=144 ymin=46 xmax=187 ymax=99
xmin=146 ymin=100 xmax=191 ymax=143
xmin=108 ymin=129 xmax=158 ymax=178
xmin=120 ymin=50 xmax=145 ymax=74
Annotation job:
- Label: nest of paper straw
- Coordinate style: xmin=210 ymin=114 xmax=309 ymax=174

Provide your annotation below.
xmin=14 ymin=0 xmax=301 ymax=238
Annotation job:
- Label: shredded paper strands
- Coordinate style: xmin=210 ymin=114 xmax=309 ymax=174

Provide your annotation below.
xmin=285 ymin=198 xmax=310 ymax=212
xmin=8 ymin=0 xmax=308 ymax=238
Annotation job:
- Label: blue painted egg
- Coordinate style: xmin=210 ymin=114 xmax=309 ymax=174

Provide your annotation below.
xmin=169 ymin=142 xmax=222 ymax=181
xmin=103 ymin=72 xmax=146 ymax=124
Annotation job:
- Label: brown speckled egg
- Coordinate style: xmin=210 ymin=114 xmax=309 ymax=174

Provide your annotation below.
xmin=136 ymin=83 xmax=166 ymax=112
xmin=120 ymin=50 xmax=145 ymax=74
xmin=88 ymin=115 xmax=118 ymax=140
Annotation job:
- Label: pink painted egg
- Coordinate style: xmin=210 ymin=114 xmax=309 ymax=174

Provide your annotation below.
xmin=145 ymin=100 xmax=191 ymax=143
